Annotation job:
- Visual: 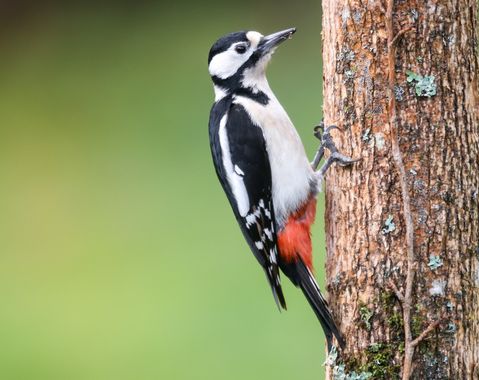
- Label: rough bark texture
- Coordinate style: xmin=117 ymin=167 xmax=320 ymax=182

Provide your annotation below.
xmin=321 ymin=0 xmax=479 ymax=379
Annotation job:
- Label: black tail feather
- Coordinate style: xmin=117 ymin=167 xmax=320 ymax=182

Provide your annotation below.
xmin=294 ymin=259 xmax=345 ymax=350
xmin=264 ymin=268 xmax=287 ymax=311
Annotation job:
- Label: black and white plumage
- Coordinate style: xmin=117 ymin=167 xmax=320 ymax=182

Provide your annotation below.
xmin=207 ymin=28 xmax=345 ymax=350
xmin=209 ymin=95 xmax=286 ymax=308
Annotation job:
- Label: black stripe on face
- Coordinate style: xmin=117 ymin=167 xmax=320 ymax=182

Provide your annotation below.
xmin=209 ymin=31 xmax=270 ymax=105
xmin=208 ymin=31 xmax=249 ymax=64
xmin=211 ymin=75 xmax=270 ymax=105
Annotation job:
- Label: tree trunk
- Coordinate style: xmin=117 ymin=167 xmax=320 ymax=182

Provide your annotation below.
xmin=321 ymin=0 xmax=479 ymax=379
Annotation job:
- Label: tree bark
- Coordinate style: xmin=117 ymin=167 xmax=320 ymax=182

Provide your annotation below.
xmin=321 ymin=0 xmax=479 ymax=379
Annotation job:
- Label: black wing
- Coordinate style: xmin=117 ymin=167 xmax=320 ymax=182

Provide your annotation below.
xmin=209 ymin=98 xmax=286 ymax=309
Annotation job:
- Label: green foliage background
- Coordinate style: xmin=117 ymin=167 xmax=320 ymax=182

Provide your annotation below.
xmin=0 ymin=1 xmax=328 ymax=379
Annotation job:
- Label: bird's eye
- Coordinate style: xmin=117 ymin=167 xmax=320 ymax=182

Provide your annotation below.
xmin=235 ymin=45 xmax=247 ymax=54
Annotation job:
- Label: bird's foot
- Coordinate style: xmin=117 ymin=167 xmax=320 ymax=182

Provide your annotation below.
xmin=311 ymin=121 xmax=360 ymax=191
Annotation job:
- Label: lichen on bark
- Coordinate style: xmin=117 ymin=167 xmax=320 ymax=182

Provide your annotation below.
xmin=321 ymin=0 xmax=479 ymax=378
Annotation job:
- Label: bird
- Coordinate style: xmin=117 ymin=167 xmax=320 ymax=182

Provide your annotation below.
xmin=207 ymin=28 xmax=356 ymax=350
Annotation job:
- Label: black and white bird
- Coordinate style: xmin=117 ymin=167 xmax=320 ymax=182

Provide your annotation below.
xmin=207 ymin=28 xmax=356 ymax=350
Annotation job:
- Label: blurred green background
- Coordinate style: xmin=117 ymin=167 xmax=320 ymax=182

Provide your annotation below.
xmin=0 ymin=1 xmax=327 ymax=379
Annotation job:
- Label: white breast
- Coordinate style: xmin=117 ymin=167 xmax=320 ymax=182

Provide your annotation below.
xmin=233 ymin=94 xmax=314 ymax=227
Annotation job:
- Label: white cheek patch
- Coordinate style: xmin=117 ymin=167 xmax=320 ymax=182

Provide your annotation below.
xmin=209 ymin=45 xmax=253 ymax=79
xmin=246 ymin=31 xmax=263 ymax=48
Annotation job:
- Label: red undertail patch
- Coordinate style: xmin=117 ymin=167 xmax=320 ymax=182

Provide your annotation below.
xmin=277 ymin=197 xmax=317 ymax=270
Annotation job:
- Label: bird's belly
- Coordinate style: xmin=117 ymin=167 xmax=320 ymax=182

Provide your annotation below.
xmin=233 ymin=95 xmax=315 ymax=227
xmin=264 ymin=121 xmax=314 ymax=227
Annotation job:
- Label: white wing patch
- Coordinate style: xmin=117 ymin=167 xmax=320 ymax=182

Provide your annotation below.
xmin=264 ymin=208 xmax=271 ymax=219
xmin=264 ymin=228 xmax=273 ymax=241
xmin=245 ymin=199 xmax=277 ymax=259
xmin=234 ymin=165 xmax=245 ymax=176
xmin=218 ymin=115 xmax=250 ymax=217
xmin=269 ymin=249 xmax=277 ymax=264
xmin=243 ymin=198 xmax=281 ymax=288
xmin=245 ymin=207 xmax=261 ymax=228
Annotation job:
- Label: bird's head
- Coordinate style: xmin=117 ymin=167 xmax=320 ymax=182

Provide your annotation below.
xmin=208 ymin=28 xmax=296 ymax=99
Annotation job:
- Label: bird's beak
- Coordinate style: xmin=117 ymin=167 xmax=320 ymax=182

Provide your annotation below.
xmin=257 ymin=27 xmax=296 ymax=55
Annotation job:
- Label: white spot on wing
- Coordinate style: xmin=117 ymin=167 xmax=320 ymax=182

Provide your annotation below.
xmin=245 ymin=207 xmax=262 ymax=228
xmin=234 ymin=165 xmax=244 ymax=176
xmin=264 ymin=208 xmax=271 ymax=219
xmin=270 ymin=249 xmax=277 ymax=264
xmin=245 ymin=213 xmax=256 ymax=228
xmin=264 ymin=228 xmax=273 ymax=241
xmin=219 ymin=115 xmax=250 ymax=216
xmin=255 ymin=241 xmax=264 ymax=250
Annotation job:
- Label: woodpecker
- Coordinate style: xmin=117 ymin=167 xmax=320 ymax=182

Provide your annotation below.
xmin=207 ymin=28 xmax=356 ymax=350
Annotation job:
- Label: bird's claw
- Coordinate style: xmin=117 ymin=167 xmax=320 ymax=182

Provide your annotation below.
xmin=311 ymin=121 xmax=360 ymax=174
xmin=332 ymin=152 xmax=361 ymax=167
xmin=313 ymin=121 xmax=339 ymax=142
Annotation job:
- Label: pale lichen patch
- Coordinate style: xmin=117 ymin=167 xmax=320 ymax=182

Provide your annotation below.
xmin=374 ymin=133 xmax=385 ymax=150
xmin=429 ymin=279 xmax=447 ymax=296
